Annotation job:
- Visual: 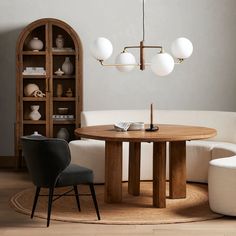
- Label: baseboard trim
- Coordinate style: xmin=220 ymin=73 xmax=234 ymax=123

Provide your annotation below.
xmin=0 ymin=156 xmax=17 ymax=168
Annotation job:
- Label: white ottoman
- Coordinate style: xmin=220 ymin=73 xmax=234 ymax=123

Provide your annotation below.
xmin=208 ymin=156 xmax=236 ymax=215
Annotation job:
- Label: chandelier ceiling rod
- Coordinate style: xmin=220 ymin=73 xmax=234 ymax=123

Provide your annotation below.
xmin=142 ymin=0 xmax=145 ymax=42
xmin=90 ymin=0 xmax=193 ymax=76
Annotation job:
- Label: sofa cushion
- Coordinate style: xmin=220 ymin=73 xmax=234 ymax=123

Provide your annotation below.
xmin=186 ymin=140 xmax=215 ymax=183
xmin=69 ymin=140 xmax=105 ymax=183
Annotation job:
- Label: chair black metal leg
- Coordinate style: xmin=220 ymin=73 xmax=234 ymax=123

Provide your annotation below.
xmin=31 ymin=187 xmax=40 ymax=219
xmin=89 ymin=184 xmax=101 ymax=220
xmin=73 ymin=185 xmax=81 ymax=211
xmin=47 ymin=187 xmax=54 ymax=227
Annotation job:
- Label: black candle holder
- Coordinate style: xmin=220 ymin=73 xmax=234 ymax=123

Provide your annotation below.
xmin=145 ymin=123 xmax=159 ymax=132
xmin=145 ymin=103 xmax=159 ymax=132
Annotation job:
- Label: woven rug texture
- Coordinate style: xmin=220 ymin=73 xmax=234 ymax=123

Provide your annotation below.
xmin=10 ymin=182 xmax=222 ymax=225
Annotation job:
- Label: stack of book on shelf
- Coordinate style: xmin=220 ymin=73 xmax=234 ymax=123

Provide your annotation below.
xmin=52 ymin=47 xmax=75 ymax=52
xmin=52 ymin=115 xmax=74 ymax=121
xmin=22 ymin=67 xmax=46 ymax=75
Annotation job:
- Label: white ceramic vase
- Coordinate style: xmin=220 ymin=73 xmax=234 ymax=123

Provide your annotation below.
xmin=56 ymin=34 xmax=64 ymax=49
xmin=62 ymin=57 xmax=73 ymax=75
xmin=29 ymin=37 xmax=43 ymax=51
xmin=29 ymin=105 xmax=41 ymax=121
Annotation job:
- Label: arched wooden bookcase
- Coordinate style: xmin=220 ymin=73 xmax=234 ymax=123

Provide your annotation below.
xmin=15 ymin=18 xmax=83 ymax=167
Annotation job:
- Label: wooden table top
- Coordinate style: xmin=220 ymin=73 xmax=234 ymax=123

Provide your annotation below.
xmin=75 ymin=124 xmax=217 ymax=142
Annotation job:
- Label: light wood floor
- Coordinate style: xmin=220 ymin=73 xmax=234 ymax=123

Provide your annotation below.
xmin=1 ymin=170 xmax=236 ymax=236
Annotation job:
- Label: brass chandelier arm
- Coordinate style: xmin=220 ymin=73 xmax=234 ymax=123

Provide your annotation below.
xmin=144 ymin=60 xmax=184 ymax=66
xmin=99 ymin=61 xmax=183 ymax=67
xmin=142 ymin=45 xmax=163 ymax=49
xmin=144 ymin=59 xmax=185 ymax=66
xmin=123 ymin=45 xmax=163 ymax=52
xmin=123 ymin=46 xmax=140 ymax=52
xmin=142 ymin=45 xmax=163 ymax=53
xmin=123 ymin=42 xmax=164 ymax=70
xmin=99 ymin=60 xmax=140 ymax=67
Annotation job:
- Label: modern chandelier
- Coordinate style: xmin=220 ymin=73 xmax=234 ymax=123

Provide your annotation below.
xmin=90 ymin=0 xmax=193 ymax=76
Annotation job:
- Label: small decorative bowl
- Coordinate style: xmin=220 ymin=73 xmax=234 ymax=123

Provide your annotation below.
xmin=128 ymin=122 xmax=145 ymax=131
xmin=55 ymin=68 xmax=64 ymax=76
xmin=57 ymin=107 xmax=69 ymax=115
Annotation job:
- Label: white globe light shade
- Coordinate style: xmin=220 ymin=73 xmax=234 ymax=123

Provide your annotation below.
xmin=171 ymin=37 xmax=193 ymax=59
xmin=151 ymin=53 xmax=175 ymax=76
xmin=90 ymin=37 xmax=113 ymax=61
xmin=115 ymin=52 xmax=136 ymax=72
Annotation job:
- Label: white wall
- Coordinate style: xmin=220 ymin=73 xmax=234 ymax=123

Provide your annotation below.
xmin=0 ymin=0 xmax=236 ymax=155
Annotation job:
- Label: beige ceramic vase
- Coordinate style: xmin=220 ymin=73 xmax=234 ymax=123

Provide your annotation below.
xmin=29 ymin=37 xmax=43 ymax=51
xmin=62 ymin=57 xmax=73 ymax=75
xmin=56 ymin=83 xmax=63 ymax=97
xmin=29 ymin=105 xmax=41 ymax=121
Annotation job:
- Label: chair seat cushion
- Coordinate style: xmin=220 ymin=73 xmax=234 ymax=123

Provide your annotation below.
xmin=56 ymin=164 xmax=94 ymax=187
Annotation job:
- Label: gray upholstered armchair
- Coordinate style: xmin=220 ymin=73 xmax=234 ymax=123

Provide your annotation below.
xmin=21 ymin=135 xmax=100 ymax=227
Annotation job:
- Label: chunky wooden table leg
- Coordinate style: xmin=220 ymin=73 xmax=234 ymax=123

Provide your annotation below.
xmin=153 ymin=142 xmax=166 ymax=208
xmin=169 ymin=141 xmax=186 ymax=199
xmin=128 ymin=142 xmax=141 ymax=196
xmin=105 ymin=141 xmax=123 ymax=203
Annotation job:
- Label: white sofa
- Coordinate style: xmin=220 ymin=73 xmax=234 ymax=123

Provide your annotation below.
xmin=69 ymin=110 xmax=236 ymax=184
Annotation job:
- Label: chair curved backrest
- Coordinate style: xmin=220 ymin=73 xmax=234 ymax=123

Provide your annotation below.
xmin=21 ymin=136 xmax=71 ymax=188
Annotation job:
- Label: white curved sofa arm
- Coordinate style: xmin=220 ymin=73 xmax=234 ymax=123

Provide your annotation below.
xmin=69 ymin=140 xmax=106 ymax=183
xmin=208 ymin=156 xmax=236 ymax=216
xmin=211 ymin=142 xmax=236 ymax=160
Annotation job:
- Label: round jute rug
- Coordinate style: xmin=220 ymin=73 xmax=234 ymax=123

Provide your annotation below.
xmin=10 ymin=182 xmax=222 ymax=225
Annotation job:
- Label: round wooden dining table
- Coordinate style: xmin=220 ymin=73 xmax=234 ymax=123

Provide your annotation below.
xmin=75 ymin=124 xmax=216 ymax=208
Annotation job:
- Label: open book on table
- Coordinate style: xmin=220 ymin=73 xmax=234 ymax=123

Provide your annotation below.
xmin=114 ymin=122 xmax=144 ymax=132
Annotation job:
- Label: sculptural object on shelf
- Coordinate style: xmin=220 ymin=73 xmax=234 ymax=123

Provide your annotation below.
xmin=29 ymin=105 xmax=41 ymax=121
xmin=54 ymin=68 xmax=64 ymax=76
xmin=29 ymin=37 xmax=43 ymax=51
xmin=56 ymin=34 xmax=64 ymax=49
xmin=62 ymin=57 xmax=73 ymax=75
xmin=24 ymin=83 xmax=45 ymax=97
xmin=32 ymin=90 xmax=45 ymax=97
xmin=65 ymin=88 xmax=73 ymax=97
